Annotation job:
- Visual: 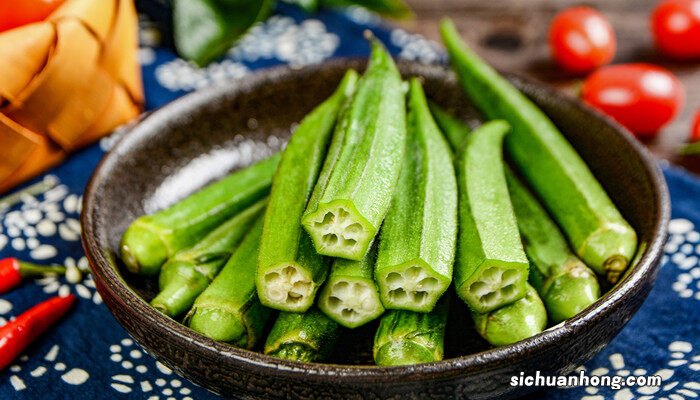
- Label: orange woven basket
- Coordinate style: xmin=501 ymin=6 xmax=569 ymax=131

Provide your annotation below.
xmin=0 ymin=0 xmax=143 ymax=193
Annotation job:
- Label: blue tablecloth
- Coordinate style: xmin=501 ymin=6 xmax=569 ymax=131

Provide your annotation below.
xmin=1 ymin=3 xmax=699 ymax=399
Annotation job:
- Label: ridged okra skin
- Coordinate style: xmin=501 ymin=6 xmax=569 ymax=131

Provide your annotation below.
xmin=454 ymin=121 xmax=529 ymax=314
xmin=257 ymin=70 xmax=359 ymax=313
xmin=375 ymin=79 xmax=457 ymax=312
xmin=373 ymin=297 xmax=448 ymax=366
xmin=151 ymin=199 xmax=267 ymax=318
xmin=428 ymin=100 xmax=471 ymax=152
xmin=505 ymin=170 xmax=600 ymax=323
xmin=440 ymin=19 xmax=637 ymax=283
xmin=264 ymin=308 xmax=340 ymax=362
xmin=472 ymin=284 xmax=547 ymax=347
xmin=302 ymin=39 xmax=407 ymax=261
xmin=318 ymin=243 xmax=384 ymax=328
xmin=186 ymin=217 xmax=271 ymax=349
xmin=120 ymin=154 xmax=280 ymax=276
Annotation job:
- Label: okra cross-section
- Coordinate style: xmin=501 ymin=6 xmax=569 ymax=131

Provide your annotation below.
xmin=375 ymin=79 xmax=457 ymax=312
xmin=454 ymin=121 xmax=529 ymax=314
xmin=302 ymin=39 xmax=407 ymax=261
xmin=318 ymin=243 xmax=384 ymax=328
xmin=257 ymin=71 xmax=359 ymax=312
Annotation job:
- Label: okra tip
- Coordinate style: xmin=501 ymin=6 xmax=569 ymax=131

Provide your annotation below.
xmin=604 ymin=256 xmax=629 ymax=284
xmin=120 ymin=222 xmax=169 ymax=276
xmin=544 ymin=262 xmax=600 ymax=323
xmin=302 ymin=200 xmax=375 ymax=261
xmin=257 ymin=262 xmax=316 ymax=312
xmin=458 ymin=264 xmax=527 ymax=314
xmin=188 ymin=308 xmax=247 ymax=346
xmin=374 ymin=341 xmax=436 ymax=367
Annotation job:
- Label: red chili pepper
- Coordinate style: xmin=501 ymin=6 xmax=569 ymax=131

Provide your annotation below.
xmin=0 ymin=295 xmax=76 ymax=370
xmin=0 ymin=257 xmax=67 ymax=294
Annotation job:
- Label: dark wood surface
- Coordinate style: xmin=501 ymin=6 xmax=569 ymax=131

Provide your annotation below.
xmin=401 ymin=0 xmax=700 ymax=174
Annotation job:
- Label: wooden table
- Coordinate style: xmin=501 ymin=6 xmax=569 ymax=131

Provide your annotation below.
xmin=401 ymin=0 xmax=700 ymax=174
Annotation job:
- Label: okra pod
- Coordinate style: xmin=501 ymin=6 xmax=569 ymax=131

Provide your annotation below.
xmin=302 ymin=39 xmax=407 ymax=261
xmin=440 ymin=19 xmax=637 ymax=283
xmin=472 ymin=283 xmax=547 ymax=347
xmin=318 ymin=243 xmax=384 ymax=328
xmin=257 ymin=71 xmax=359 ymax=312
xmin=186 ymin=217 xmax=271 ymax=348
xmin=264 ymin=308 xmax=340 ymax=362
xmin=120 ymin=154 xmax=280 ymax=276
xmin=375 ymin=79 xmax=457 ymax=312
xmin=455 ymin=121 xmax=529 ymax=314
xmin=428 ymin=101 xmax=471 ymax=152
xmin=506 ymin=170 xmax=600 ymax=323
xmin=151 ymin=199 xmax=267 ymax=317
xmin=373 ymin=298 xmax=448 ymax=366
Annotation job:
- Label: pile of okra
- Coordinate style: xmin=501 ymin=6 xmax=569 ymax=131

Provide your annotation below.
xmin=119 ymin=20 xmax=637 ymax=366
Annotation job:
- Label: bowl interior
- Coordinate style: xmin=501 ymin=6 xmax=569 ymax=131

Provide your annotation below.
xmin=82 ymin=60 xmax=668 ymax=373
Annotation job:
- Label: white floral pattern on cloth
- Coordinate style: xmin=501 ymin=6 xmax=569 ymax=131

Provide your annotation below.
xmin=0 ymin=176 xmax=81 ymax=260
xmin=0 ymin=298 xmax=12 ymax=325
xmin=390 ymin=28 xmax=445 ymax=64
xmin=342 ymin=5 xmax=382 ymax=26
xmin=109 ymin=338 xmax=196 ymax=400
xmin=155 ymin=59 xmax=250 ymax=92
xmin=4 ymin=345 xmax=90 ymax=392
xmin=663 ymin=219 xmax=700 ymax=300
xmin=36 ymin=256 xmax=102 ymax=304
xmin=228 ymin=15 xmax=339 ymax=67
xmin=575 ymin=341 xmax=700 ymax=400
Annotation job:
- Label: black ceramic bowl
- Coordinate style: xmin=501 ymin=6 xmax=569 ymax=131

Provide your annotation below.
xmin=81 ymin=60 xmax=670 ymax=400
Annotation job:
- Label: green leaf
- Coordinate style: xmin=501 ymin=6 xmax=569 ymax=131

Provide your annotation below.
xmin=321 ymin=0 xmax=413 ymax=18
xmin=173 ymin=0 xmax=275 ymax=66
xmin=281 ymin=0 xmax=320 ymax=13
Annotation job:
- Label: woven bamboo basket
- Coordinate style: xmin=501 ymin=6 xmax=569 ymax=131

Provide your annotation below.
xmin=0 ymin=0 xmax=143 ymax=193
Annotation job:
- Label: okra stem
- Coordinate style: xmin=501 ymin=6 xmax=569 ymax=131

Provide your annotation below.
xmin=440 ymin=19 xmax=637 ymax=283
xmin=454 ymin=121 xmax=529 ymax=314
xmin=120 ymin=154 xmax=280 ymax=276
xmin=257 ymin=71 xmax=359 ymax=312
xmin=373 ymin=297 xmax=448 ymax=366
xmin=264 ymin=308 xmax=340 ymax=362
xmin=186 ymin=217 xmax=271 ymax=348
xmin=471 ymin=283 xmax=547 ymax=347
xmin=302 ymin=39 xmax=407 ymax=261
xmin=375 ymin=79 xmax=457 ymax=312
xmin=318 ymin=242 xmax=384 ymax=328
xmin=151 ymin=199 xmax=267 ymax=317
xmin=506 ymin=170 xmax=600 ymax=322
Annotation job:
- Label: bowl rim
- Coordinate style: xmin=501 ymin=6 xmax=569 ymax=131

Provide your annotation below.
xmin=81 ymin=59 xmax=670 ymax=382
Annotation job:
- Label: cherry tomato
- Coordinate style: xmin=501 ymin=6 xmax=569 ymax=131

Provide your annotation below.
xmin=0 ymin=0 xmax=65 ymax=33
xmin=581 ymin=64 xmax=685 ymax=138
xmin=652 ymin=0 xmax=700 ymax=60
xmin=549 ymin=6 xmax=616 ymax=74
xmin=691 ymin=110 xmax=700 ymax=142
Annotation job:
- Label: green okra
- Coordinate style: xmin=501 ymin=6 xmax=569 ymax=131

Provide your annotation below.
xmin=428 ymin=101 xmax=471 ymax=152
xmin=187 ymin=217 xmax=271 ymax=348
xmin=120 ymin=154 xmax=280 ymax=276
xmin=375 ymin=79 xmax=457 ymax=312
xmin=318 ymin=242 xmax=384 ymax=328
xmin=264 ymin=308 xmax=340 ymax=362
xmin=454 ymin=121 xmax=529 ymax=314
xmin=506 ymin=170 xmax=600 ymax=323
xmin=151 ymin=199 xmax=267 ymax=318
xmin=440 ymin=19 xmax=637 ymax=283
xmin=373 ymin=297 xmax=448 ymax=366
xmin=302 ymin=39 xmax=407 ymax=261
xmin=472 ymin=284 xmax=547 ymax=347
xmin=257 ymin=70 xmax=359 ymax=312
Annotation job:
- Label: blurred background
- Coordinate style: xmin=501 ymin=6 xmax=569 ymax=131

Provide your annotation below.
xmin=399 ymin=0 xmax=700 ymax=170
